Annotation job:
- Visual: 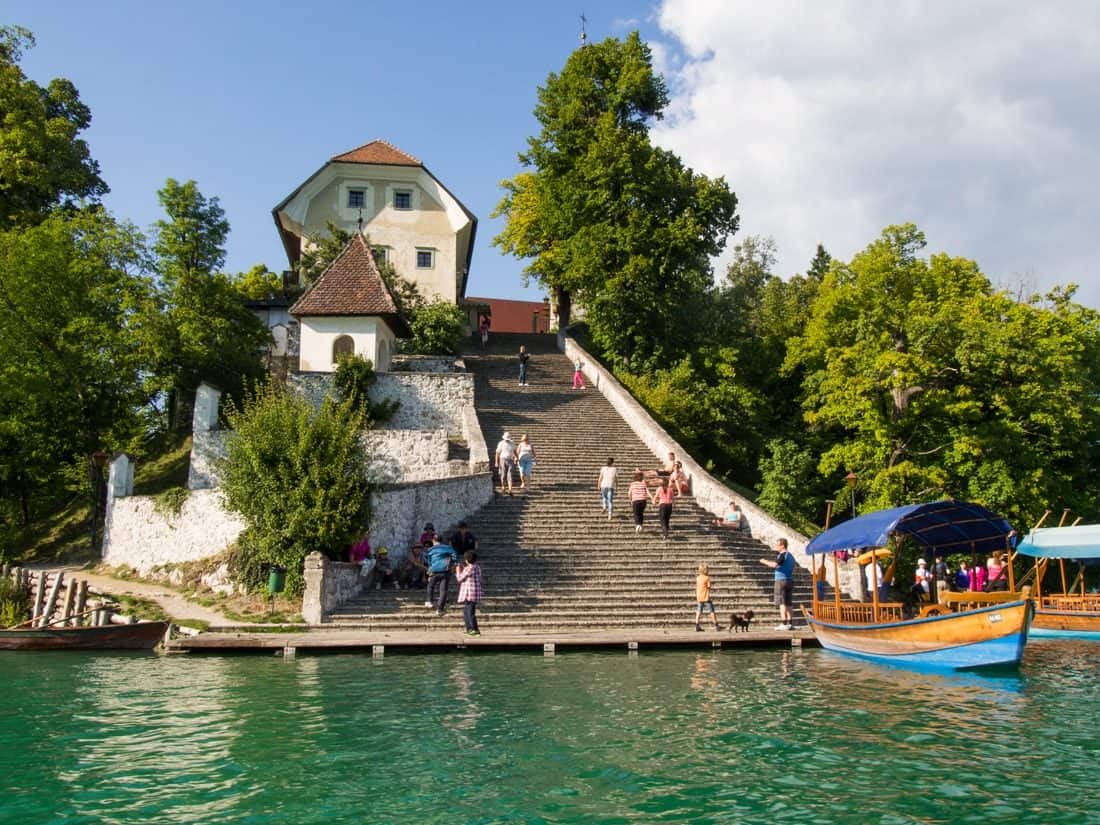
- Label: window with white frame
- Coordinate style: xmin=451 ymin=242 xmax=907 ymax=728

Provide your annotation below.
xmin=416 ymin=248 xmax=434 ymax=269
xmin=393 ymin=190 xmax=412 ymax=210
xmin=372 ymin=246 xmax=389 ymax=265
xmin=347 ymin=188 xmax=366 ymax=209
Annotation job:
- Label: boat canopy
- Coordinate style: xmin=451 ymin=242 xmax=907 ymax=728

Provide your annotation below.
xmin=1016 ymin=525 xmax=1100 ymax=559
xmin=805 ymin=500 xmax=1013 ymax=556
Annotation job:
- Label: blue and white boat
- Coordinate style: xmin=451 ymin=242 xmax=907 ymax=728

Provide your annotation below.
xmin=1016 ymin=525 xmax=1100 ymax=640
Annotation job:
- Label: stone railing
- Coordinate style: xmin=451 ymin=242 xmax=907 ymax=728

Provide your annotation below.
xmin=390 ymin=355 xmax=464 ymax=373
xmin=561 ymin=334 xmax=813 ymax=573
xmin=463 ymin=406 xmax=491 ymax=474
xmin=302 ymin=554 xmax=366 ymax=625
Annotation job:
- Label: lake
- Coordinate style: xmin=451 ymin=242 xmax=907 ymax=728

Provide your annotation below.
xmin=1 ymin=641 xmax=1096 ymax=823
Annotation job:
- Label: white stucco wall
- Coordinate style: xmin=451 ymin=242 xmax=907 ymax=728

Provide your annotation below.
xmin=102 ymin=489 xmax=246 ymax=575
xmin=298 ymin=315 xmax=395 ymax=372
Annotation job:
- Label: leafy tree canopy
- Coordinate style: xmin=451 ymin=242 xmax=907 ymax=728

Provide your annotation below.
xmin=494 ymin=32 xmax=739 ymax=370
xmin=0 ymin=210 xmax=151 ymax=534
xmin=0 ymin=26 xmax=107 ymax=228
xmin=786 ymin=223 xmax=1100 ymax=526
xmin=147 ymin=179 xmax=267 ymax=428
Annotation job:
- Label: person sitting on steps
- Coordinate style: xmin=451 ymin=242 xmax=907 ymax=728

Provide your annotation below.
xmin=669 ymin=461 xmax=690 ymax=496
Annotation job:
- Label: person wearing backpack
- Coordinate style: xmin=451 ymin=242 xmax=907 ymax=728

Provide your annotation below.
xmin=424 ymin=534 xmax=459 ymax=616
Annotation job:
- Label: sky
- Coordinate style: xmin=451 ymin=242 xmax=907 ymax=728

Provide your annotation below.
xmin=8 ymin=1 xmax=1099 ymax=307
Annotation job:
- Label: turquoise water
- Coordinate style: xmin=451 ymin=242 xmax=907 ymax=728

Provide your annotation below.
xmin=1 ymin=642 xmax=1097 ymax=824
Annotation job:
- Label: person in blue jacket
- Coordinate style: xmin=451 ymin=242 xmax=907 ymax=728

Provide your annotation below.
xmin=424 ymin=533 xmax=459 ymax=616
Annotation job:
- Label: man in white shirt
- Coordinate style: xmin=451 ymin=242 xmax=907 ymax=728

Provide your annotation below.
xmin=495 ymin=431 xmax=516 ymax=495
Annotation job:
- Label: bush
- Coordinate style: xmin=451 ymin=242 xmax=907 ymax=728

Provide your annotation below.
xmin=0 ymin=577 xmax=28 ymax=627
xmin=218 ymin=384 xmax=373 ymax=595
xmin=408 ymin=300 xmax=467 ymax=355
xmin=333 ymin=355 xmax=399 ymax=425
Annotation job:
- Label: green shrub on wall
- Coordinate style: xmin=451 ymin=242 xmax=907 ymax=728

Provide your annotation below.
xmin=218 ymin=384 xmax=372 ymax=595
xmin=408 ymin=300 xmax=467 ymax=355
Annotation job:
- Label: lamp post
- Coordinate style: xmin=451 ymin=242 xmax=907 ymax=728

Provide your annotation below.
xmin=845 ymin=471 xmax=858 ymax=519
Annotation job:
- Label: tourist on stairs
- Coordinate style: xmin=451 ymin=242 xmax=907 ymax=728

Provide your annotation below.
xmin=455 ymin=551 xmax=482 ymax=636
xmin=629 ymin=470 xmax=649 ymax=533
xmin=759 ymin=538 xmax=795 ymax=630
xmin=597 ymin=457 xmax=617 ymax=520
xmin=424 ymin=534 xmax=459 ymax=615
xmin=518 ymin=345 xmax=530 ymax=386
xmin=495 ymin=431 xmax=516 ymax=495
xmin=572 ymin=359 xmax=586 ymax=389
xmin=651 ymin=477 xmax=675 ymax=541
xmin=694 ymin=562 xmax=721 ymax=632
xmin=516 ymin=434 xmax=536 ymax=489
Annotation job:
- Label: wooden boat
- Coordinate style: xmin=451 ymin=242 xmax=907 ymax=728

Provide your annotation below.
xmin=1016 ymin=524 xmax=1100 ymax=640
xmin=803 ymin=500 xmax=1031 ymax=670
xmin=0 ymin=621 xmax=170 ymax=651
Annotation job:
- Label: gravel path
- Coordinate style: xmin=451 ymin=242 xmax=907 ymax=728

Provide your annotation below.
xmin=58 ymin=567 xmax=232 ymax=625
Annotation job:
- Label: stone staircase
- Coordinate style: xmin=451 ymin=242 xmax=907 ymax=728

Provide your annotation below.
xmin=332 ymin=332 xmax=813 ymax=631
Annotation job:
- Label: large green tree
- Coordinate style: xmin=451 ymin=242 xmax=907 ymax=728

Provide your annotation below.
xmin=0 ymin=27 xmax=107 ymax=228
xmin=148 ymin=179 xmax=268 ymax=428
xmin=786 ymin=223 xmax=1100 ymax=526
xmin=494 ymin=32 xmax=739 ymax=370
xmin=0 ymin=210 xmax=151 ymax=538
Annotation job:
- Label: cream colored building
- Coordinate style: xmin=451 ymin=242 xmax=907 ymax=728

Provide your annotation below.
xmin=273 ymin=139 xmax=477 ymax=304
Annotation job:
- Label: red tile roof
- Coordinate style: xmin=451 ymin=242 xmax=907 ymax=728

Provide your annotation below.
xmin=290 ymin=235 xmax=407 ymax=331
xmin=331 ymin=139 xmax=422 ymax=166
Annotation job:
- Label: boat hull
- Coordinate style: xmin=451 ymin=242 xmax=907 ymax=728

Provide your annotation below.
xmin=0 ymin=621 xmax=169 ymax=651
xmin=804 ymin=600 xmax=1032 ymax=670
xmin=1031 ymin=608 xmax=1100 ymax=640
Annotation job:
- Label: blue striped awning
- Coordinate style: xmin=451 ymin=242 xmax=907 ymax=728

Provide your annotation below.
xmin=805 ymin=500 xmax=1013 ymax=556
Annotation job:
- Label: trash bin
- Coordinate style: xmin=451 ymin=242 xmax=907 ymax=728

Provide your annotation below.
xmin=268 ymin=565 xmax=287 ymax=595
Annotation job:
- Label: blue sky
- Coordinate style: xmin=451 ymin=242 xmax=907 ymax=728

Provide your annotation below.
xmin=9 ymin=2 xmax=1100 ymax=307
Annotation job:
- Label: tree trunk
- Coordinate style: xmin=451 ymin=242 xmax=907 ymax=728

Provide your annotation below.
xmin=554 ymin=287 xmax=572 ymax=330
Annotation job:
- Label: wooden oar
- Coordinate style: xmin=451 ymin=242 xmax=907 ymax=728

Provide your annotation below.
xmin=4 ymin=604 xmax=102 ymax=632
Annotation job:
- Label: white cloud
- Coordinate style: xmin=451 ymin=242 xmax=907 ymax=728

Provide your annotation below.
xmin=651 ymin=0 xmax=1100 ymax=305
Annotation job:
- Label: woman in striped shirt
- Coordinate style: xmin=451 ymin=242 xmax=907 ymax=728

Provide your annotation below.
xmin=629 ymin=470 xmax=649 ymax=533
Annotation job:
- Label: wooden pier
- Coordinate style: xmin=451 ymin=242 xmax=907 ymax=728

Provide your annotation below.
xmin=165 ymin=627 xmax=818 ymax=656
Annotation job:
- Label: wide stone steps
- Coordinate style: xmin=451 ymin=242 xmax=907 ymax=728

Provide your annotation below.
xmin=350 ymin=332 xmax=810 ymax=630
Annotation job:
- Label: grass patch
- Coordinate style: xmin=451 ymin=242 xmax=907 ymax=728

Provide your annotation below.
xmin=133 ymin=434 xmax=192 ymax=496
xmin=152 ymin=486 xmax=190 ymax=518
xmin=110 ymin=594 xmax=169 ymax=623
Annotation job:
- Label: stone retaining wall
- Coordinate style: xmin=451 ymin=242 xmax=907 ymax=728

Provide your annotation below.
xmin=102 ymin=488 xmax=246 ymax=575
xmin=561 ymin=334 xmax=814 ymax=574
xmin=368 ymin=472 xmax=494 ymax=560
xmin=363 ymin=429 xmax=450 ymax=483
xmin=290 ymin=370 xmax=474 ymax=439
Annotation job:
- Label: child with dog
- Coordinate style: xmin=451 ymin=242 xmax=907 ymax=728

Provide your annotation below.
xmin=694 ymin=563 xmax=721 ymax=632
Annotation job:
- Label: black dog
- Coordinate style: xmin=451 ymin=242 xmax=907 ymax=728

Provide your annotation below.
xmin=728 ymin=609 xmax=755 ymax=632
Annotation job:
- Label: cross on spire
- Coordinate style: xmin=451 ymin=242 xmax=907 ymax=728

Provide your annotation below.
xmin=580 ymin=13 xmax=587 ymax=46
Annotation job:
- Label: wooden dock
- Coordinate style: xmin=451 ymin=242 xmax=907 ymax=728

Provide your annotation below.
xmin=165 ymin=627 xmax=819 ymax=656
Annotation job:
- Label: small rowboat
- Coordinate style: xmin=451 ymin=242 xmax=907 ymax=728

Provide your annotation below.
xmin=803 ymin=500 xmax=1031 ymax=670
xmin=0 ymin=621 xmax=170 ymax=651
xmin=1016 ymin=524 xmax=1100 ymax=640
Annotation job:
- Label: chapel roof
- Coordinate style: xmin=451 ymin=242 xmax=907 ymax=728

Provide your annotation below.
xmin=330 ymin=139 xmax=422 ymax=166
xmin=289 ymin=234 xmax=410 ymax=336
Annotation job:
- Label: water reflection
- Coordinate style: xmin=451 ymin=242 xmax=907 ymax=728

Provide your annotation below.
xmin=1 ymin=646 xmax=1096 ymax=824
